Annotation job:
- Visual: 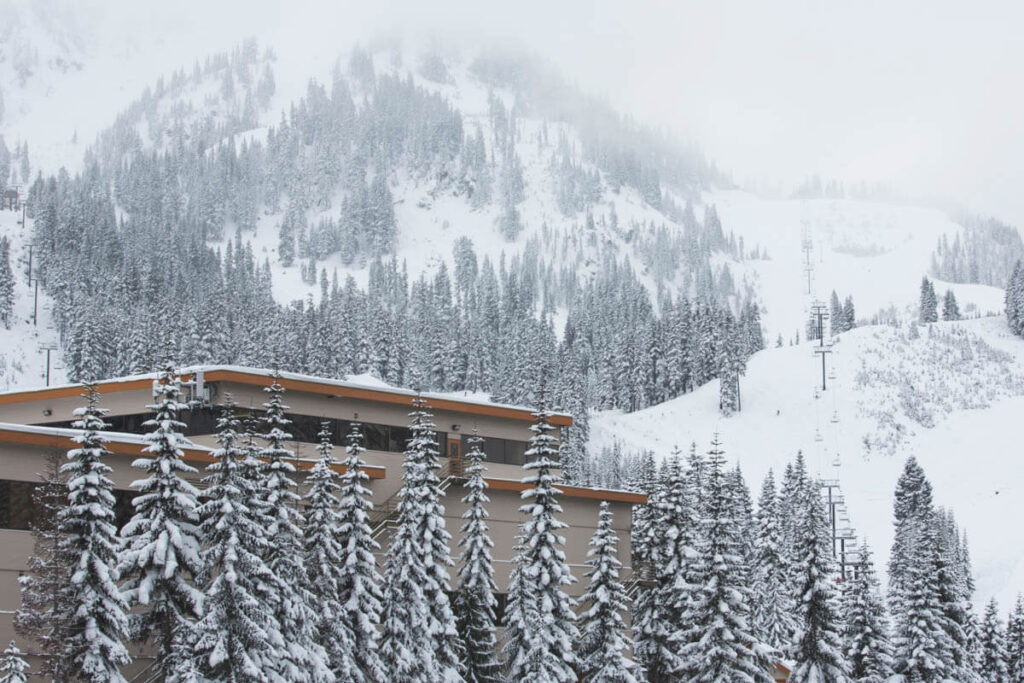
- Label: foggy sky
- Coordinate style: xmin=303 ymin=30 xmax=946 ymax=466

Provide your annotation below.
xmin=73 ymin=0 xmax=1024 ymax=228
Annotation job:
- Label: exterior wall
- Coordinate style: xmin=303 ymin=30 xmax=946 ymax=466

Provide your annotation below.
xmin=0 ymin=437 xmax=638 ymax=672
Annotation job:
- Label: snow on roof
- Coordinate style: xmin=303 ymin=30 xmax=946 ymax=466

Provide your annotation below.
xmin=0 ymin=420 xmax=210 ymax=451
xmin=0 ymin=364 xmax=573 ymax=421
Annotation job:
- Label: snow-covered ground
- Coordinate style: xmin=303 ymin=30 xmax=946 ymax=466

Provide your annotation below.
xmin=591 ymin=315 xmax=1024 ymax=610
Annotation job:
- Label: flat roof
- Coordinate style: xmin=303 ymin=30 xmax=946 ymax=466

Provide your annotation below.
xmin=0 ymin=365 xmax=573 ymax=427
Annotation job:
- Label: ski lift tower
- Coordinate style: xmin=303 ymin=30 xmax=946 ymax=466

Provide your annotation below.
xmin=802 ymin=229 xmax=815 ymax=294
xmin=809 ymin=300 xmax=833 ymax=390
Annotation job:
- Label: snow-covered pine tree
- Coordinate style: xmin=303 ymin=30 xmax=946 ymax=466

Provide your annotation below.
xmin=1008 ymin=595 xmax=1024 ymax=683
xmin=14 ymin=452 xmax=71 ymax=680
xmin=257 ymin=377 xmax=333 ymax=683
xmin=380 ymin=396 xmax=464 ymax=682
xmin=677 ymin=437 xmax=773 ymax=682
xmin=577 ymin=501 xmax=636 ymax=683
xmin=631 ymin=455 xmax=671 ymax=681
xmin=193 ymin=398 xmax=285 ymax=681
xmin=453 ymin=430 xmax=501 ymax=683
xmin=841 ymin=541 xmax=893 ymax=682
xmin=504 ymin=398 xmax=578 ymax=682
xmin=0 ymin=641 xmax=29 ymax=683
xmin=890 ymin=513 xmax=953 ymax=682
xmin=0 ymin=235 xmax=13 ymax=329
xmin=919 ymin=276 xmax=938 ymax=323
xmin=303 ymin=421 xmax=359 ymax=680
xmin=979 ymin=598 xmax=1010 ymax=682
xmin=335 ymin=422 xmax=386 ymax=682
xmin=942 ymin=289 xmax=960 ymax=321
xmin=888 ymin=456 xmax=934 ymax=623
xmin=119 ymin=363 xmax=203 ymax=681
xmin=789 ymin=477 xmax=849 ymax=683
xmin=751 ymin=470 xmax=798 ymax=652
xmin=60 ymin=386 xmax=131 ymax=681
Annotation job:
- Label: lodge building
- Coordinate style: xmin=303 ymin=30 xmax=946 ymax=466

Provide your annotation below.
xmin=0 ymin=365 xmax=647 ymax=675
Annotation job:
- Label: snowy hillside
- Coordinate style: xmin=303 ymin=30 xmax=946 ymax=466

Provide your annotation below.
xmin=591 ymin=315 xmax=1024 ymax=610
xmin=1 ymin=25 xmax=1022 ymax=609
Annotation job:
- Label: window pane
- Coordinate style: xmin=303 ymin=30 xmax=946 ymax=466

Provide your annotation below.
xmin=388 ymin=425 xmax=412 ymax=453
xmin=481 ymin=437 xmax=505 ymax=465
xmin=363 ymin=423 xmax=388 ymax=451
xmin=0 ymin=480 xmax=38 ymax=531
xmin=505 ymin=440 xmax=528 ymax=466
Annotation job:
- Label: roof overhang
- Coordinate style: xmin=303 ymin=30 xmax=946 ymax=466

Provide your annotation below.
xmin=0 ymin=366 xmax=573 ymax=427
xmin=0 ymin=423 xmax=387 ymax=479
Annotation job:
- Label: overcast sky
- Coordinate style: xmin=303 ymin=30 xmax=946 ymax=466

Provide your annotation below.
xmin=78 ymin=0 xmax=1024 ymax=227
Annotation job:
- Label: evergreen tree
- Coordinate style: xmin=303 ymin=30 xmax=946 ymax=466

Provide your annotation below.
xmin=380 ymin=396 xmax=464 ymax=682
xmin=891 ymin=514 xmax=952 ymax=682
xmin=919 ymin=277 xmax=938 ymax=323
xmin=942 ymin=289 xmax=960 ymax=321
xmin=504 ymin=399 xmax=578 ymax=682
xmin=303 ymin=422 xmax=359 ymax=680
xmin=979 ymin=598 xmax=1010 ymax=682
xmin=577 ymin=501 xmax=636 ymax=683
xmin=751 ymin=470 xmax=798 ymax=652
xmin=0 ymin=235 xmax=13 ymax=329
xmin=453 ymin=430 xmax=501 ymax=683
xmin=842 ymin=542 xmax=893 ymax=682
xmin=60 ymin=387 xmax=131 ymax=681
xmin=193 ymin=398 xmax=285 ymax=681
xmin=677 ymin=437 xmax=773 ymax=682
xmin=1007 ymin=595 xmax=1024 ymax=683
xmin=119 ymin=364 xmax=203 ymax=681
xmin=842 ymin=296 xmax=856 ymax=331
xmin=14 ymin=453 xmax=71 ymax=680
xmin=830 ymin=291 xmax=842 ymax=336
xmin=0 ymin=641 xmax=28 ymax=683
xmin=336 ymin=422 xmax=386 ymax=682
xmin=257 ymin=378 xmax=333 ymax=682
xmin=789 ymin=478 xmax=848 ymax=683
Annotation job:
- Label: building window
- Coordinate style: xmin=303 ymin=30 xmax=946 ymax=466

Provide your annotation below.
xmin=0 ymin=479 xmax=37 ymax=530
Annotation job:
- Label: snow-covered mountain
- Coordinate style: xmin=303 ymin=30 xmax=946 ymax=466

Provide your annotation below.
xmin=1 ymin=29 xmax=1022 ymax=612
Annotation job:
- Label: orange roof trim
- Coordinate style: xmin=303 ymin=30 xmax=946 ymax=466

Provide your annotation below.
xmin=0 ymin=427 xmax=387 ymax=479
xmin=485 ymin=477 xmax=647 ymax=504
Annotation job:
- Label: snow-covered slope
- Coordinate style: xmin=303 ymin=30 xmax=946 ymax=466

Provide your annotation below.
xmin=0 ymin=209 xmax=64 ymax=390
xmin=591 ymin=315 xmax=1024 ymax=610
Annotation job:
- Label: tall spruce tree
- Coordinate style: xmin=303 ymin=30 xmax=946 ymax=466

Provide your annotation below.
xmin=891 ymin=513 xmax=952 ymax=682
xmin=752 ymin=470 xmax=798 ymax=652
xmin=380 ymin=396 xmax=464 ymax=682
xmin=119 ymin=364 xmax=203 ymax=680
xmin=841 ymin=542 xmax=893 ymax=682
xmin=335 ymin=422 xmax=386 ymax=682
xmin=14 ymin=452 xmax=71 ymax=680
xmin=257 ymin=378 xmax=332 ymax=682
xmin=60 ymin=387 xmax=131 ymax=681
xmin=919 ymin=277 xmax=938 ymax=323
xmin=303 ymin=422 xmax=359 ymax=680
xmin=193 ymin=398 xmax=285 ymax=681
xmin=631 ymin=454 xmax=676 ymax=682
xmin=504 ymin=399 xmax=578 ymax=682
xmin=1007 ymin=595 xmax=1024 ymax=683
xmin=453 ymin=430 xmax=501 ymax=683
xmin=789 ymin=479 xmax=849 ymax=683
xmin=677 ymin=437 xmax=773 ymax=682
xmin=979 ymin=598 xmax=1010 ymax=682
xmin=577 ymin=501 xmax=636 ymax=683
xmin=0 ymin=235 xmax=13 ymax=329
xmin=0 ymin=641 xmax=29 ymax=683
